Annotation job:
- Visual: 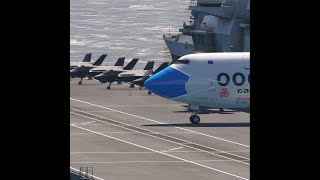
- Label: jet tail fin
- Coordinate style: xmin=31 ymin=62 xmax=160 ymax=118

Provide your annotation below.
xmin=114 ymin=57 xmax=125 ymax=66
xmin=82 ymin=53 xmax=92 ymax=62
xmin=143 ymin=61 xmax=154 ymax=70
xmin=93 ymin=54 xmax=107 ymax=66
xmin=153 ymin=62 xmax=170 ymax=74
xmin=123 ymin=58 xmax=139 ymax=70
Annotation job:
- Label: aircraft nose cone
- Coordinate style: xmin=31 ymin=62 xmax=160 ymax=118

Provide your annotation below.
xmin=93 ymin=72 xmax=104 ymax=79
xmin=144 ymin=67 xmax=189 ymax=98
xmin=93 ymin=73 xmax=108 ymax=83
xmin=70 ymin=68 xmax=77 ymax=73
xmin=70 ymin=68 xmax=79 ymax=77
xmin=94 ymin=71 xmax=118 ymax=83
xmin=131 ymin=78 xmax=145 ymax=86
xmin=93 ymin=74 xmax=103 ymax=80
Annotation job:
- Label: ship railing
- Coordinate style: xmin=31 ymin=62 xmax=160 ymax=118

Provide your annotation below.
xmin=223 ymin=0 xmax=237 ymax=6
xmin=200 ymin=27 xmax=215 ymax=32
xmin=190 ymin=0 xmax=237 ymax=7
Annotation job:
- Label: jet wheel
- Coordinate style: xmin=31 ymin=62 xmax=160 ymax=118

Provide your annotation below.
xmin=148 ymin=91 xmax=152 ymax=95
xmin=107 ymin=86 xmax=110 ymax=90
xmin=78 ymin=81 xmax=82 ymax=85
xmin=190 ymin=115 xmax=200 ymax=124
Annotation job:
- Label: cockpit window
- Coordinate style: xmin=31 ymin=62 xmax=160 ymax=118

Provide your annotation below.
xmin=175 ymin=60 xmax=190 ymax=64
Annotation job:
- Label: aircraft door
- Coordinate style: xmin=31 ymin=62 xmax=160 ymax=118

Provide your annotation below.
xmin=209 ymin=78 xmax=219 ymax=106
xmin=243 ymin=55 xmax=250 ymax=70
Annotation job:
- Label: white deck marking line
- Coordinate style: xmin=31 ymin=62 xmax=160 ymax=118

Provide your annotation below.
xmin=71 ymin=150 xmax=250 ymax=154
xmin=71 ymin=160 xmax=250 ymax=164
xmin=71 ymin=109 xmax=250 ymax=161
xmin=71 ymin=111 xmax=250 ymax=165
xmin=70 ymin=166 xmax=104 ymax=180
xmin=81 ymin=121 xmax=96 ymax=125
xmin=70 ymin=98 xmax=250 ymax=148
xmin=166 ymin=147 xmax=184 ymax=151
xmin=71 ymin=104 xmax=181 ymax=107
xmin=81 ymin=111 xmax=115 ymax=113
xmin=77 ymin=124 xmax=114 ymax=125
xmin=71 ymin=132 xmax=195 ymax=134
xmin=71 ymin=110 xmax=250 ymax=163
xmin=70 ymin=124 xmax=249 ymax=180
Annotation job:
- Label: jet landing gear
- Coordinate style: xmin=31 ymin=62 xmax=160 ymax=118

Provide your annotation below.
xmin=148 ymin=91 xmax=152 ymax=95
xmin=129 ymin=84 xmax=135 ymax=88
xmin=190 ymin=115 xmax=200 ymax=124
xmin=107 ymin=82 xmax=112 ymax=89
xmin=189 ymin=105 xmax=200 ymax=124
xmin=78 ymin=78 xmax=83 ymax=85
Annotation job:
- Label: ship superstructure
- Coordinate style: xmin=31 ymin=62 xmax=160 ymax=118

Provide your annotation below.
xmin=163 ymin=0 xmax=250 ymax=62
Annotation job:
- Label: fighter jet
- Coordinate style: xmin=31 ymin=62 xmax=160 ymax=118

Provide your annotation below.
xmin=116 ymin=61 xmax=154 ymax=84
xmin=70 ymin=53 xmax=105 ymax=70
xmin=93 ymin=61 xmax=154 ymax=89
xmin=88 ymin=58 xmax=139 ymax=78
xmin=144 ymin=52 xmax=250 ymax=124
xmin=70 ymin=56 xmax=124 ymax=85
xmin=131 ymin=62 xmax=170 ymax=93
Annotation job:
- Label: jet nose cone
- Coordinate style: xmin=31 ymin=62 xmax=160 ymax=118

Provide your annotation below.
xmin=144 ymin=67 xmax=189 ymax=99
xmin=70 ymin=68 xmax=79 ymax=77
xmin=93 ymin=73 xmax=107 ymax=82
xmin=131 ymin=78 xmax=144 ymax=86
xmin=93 ymin=73 xmax=104 ymax=79
xmin=70 ymin=66 xmax=88 ymax=78
xmin=70 ymin=68 xmax=77 ymax=73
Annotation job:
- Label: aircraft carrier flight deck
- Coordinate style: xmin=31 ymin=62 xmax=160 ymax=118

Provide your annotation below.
xmin=70 ymin=80 xmax=250 ymax=180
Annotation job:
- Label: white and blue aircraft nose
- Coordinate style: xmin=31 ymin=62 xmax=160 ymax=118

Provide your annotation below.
xmin=144 ymin=66 xmax=189 ymax=98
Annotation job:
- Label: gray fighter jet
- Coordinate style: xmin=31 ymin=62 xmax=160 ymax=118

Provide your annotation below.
xmin=88 ymin=58 xmax=139 ymax=78
xmin=93 ymin=61 xmax=155 ymax=89
xmin=70 ymin=56 xmax=125 ymax=85
xmin=70 ymin=53 xmax=106 ymax=70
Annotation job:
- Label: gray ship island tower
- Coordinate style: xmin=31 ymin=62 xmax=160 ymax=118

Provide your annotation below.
xmin=163 ymin=0 xmax=250 ymax=62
